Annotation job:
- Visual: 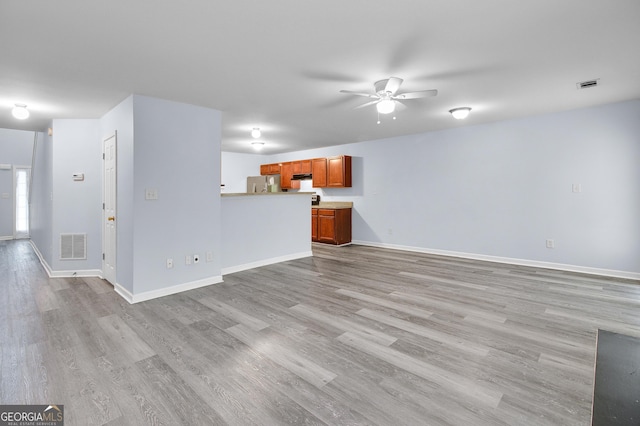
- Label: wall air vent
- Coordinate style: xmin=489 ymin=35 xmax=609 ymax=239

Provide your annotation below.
xmin=60 ymin=233 xmax=87 ymax=260
xmin=577 ymin=79 xmax=600 ymax=89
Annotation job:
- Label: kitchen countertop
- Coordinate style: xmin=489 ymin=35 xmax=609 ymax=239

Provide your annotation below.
xmin=221 ymin=192 xmax=314 ymax=197
xmin=314 ymin=201 xmax=353 ymax=209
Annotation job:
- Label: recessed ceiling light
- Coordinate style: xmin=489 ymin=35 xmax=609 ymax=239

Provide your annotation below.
xmin=449 ymin=107 xmax=472 ymax=120
xmin=12 ymin=104 xmax=29 ymax=120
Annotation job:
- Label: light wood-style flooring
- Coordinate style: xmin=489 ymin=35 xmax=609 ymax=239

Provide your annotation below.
xmin=2 ymin=239 xmax=640 ymax=425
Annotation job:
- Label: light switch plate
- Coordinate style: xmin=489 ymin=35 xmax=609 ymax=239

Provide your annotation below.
xmin=145 ymin=188 xmax=158 ymax=200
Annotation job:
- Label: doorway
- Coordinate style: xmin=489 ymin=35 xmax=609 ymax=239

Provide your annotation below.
xmin=14 ymin=166 xmax=30 ymax=239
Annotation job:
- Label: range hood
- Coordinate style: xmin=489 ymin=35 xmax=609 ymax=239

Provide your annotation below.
xmin=291 ymin=173 xmax=312 ymax=180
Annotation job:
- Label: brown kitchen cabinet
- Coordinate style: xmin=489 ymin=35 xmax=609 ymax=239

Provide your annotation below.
xmin=311 ymin=208 xmax=318 ymax=241
xmin=300 ymin=159 xmax=312 ymax=173
xmin=260 ymin=156 xmax=350 ymax=188
xmin=292 ymin=159 xmax=312 ymax=174
xmin=311 ymin=158 xmax=328 ymax=187
xmin=314 ymin=208 xmax=351 ymax=245
xmin=327 ymin=155 xmax=352 ymax=187
xmin=280 ymin=162 xmax=300 ymax=190
xmin=260 ymin=163 xmax=280 ymax=175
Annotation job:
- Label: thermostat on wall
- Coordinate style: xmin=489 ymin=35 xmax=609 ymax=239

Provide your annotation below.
xmin=72 ymin=173 xmax=85 ymax=181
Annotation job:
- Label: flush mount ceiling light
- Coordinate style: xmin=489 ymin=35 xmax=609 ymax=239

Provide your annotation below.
xmin=449 ymin=107 xmax=472 ymax=120
xmin=251 ymin=127 xmax=261 ymax=138
xmin=251 ymin=141 xmax=265 ymax=151
xmin=376 ymin=97 xmax=396 ymax=114
xmin=12 ymin=104 xmax=29 ymax=120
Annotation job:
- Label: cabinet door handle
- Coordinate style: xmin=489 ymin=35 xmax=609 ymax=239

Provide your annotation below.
xmin=107 ymin=216 xmax=115 ymax=221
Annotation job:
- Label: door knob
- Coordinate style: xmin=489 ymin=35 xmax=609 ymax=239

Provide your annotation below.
xmin=107 ymin=216 xmax=115 ymax=221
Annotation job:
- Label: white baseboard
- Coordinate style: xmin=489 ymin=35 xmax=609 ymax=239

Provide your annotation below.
xmin=30 ymin=240 xmax=54 ymax=277
xmin=49 ymin=269 xmax=103 ymax=278
xmin=30 ymin=240 xmax=103 ymax=278
xmin=115 ymin=275 xmax=224 ymax=304
xmin=221 ymin=251 xmax=313 ymax=276
xmin=352 ymin=240 xmax=640 ymax=281
xmin=0 ymin=236 xmax=13 ymax=241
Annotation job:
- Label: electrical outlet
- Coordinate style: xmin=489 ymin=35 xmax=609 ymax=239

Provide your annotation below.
xmin=166 ymin=258 xmax=173 ymax=269
xmin=193 ymin=254 xmax=200 ymax=264
xmin=546 ymin=239 xmax=555 ymax=249
xmin=185 ymin=255 xmax=192 ymax=265
xmin=572 ymin=183 xmax=582 ymax=193
xmin=206 ymin=251 xmax=214 ymax=262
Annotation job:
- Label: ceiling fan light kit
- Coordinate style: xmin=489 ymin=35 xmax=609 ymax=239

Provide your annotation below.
xmin=251 ymin=127 xmax=261 ymax=138
xmin=340 ymin=77 xmax=437 ymax=118
xmin=12 ymin=103 xmax=29 ymax=119
xmin=449 ymin=107 xmax=472 ymax=119
xmin=376 ymin=98 xmax=396 ymax=114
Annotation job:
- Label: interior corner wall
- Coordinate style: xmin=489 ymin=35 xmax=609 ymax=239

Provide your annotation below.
xmin=220 ymin=151 xmax=264 ymax=193
xmin=100 ymin=95 xmax=135 ymax=294
xmin=131 ymin=95 xmax=222 ymax=295
xmin=50 ymin=119 xmax=102 ymax=272
xmin=30 ymin=127 xmax=53 ymax=266
xmin=0 ymin=128 xmax=36 ymax=239
xmin=260 ymin=99 xmax=640 ymax=276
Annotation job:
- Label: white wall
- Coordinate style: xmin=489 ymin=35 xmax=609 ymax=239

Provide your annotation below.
xmin=30 ymin=128 xmax=53 ymax=265
xmin=49 ymin=120 xmax=102 ymax=272
xmin=220 ymin=151 xmax=264 ymax=193
xmin=0 ymin=128 xmax=36 ymax=238
xmin=221 ymin=194 xmax=312 ymax=273
xmin=247 ymin=100 xmax=640 ymax=277
xmin=130 ymin=95 xmax=222 ymax=295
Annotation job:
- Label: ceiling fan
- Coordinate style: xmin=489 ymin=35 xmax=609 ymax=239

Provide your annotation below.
xmin=340 ymin=77 xmax=438 ymax=114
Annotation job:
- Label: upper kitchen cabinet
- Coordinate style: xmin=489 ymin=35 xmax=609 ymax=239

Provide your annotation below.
xmin=280 ymin=162 xmax=300 ymax=190
xmin=260 ymin=163 xmax=281 ymax=175
xmin=311 ymin=158 xmax=328 ymax=187
xmin=292 ymin=159 xmax=312 ymax=175
xmin=327 ymin=155 xmax=352 ymax=187
xmin=260 ymin=156 xmax=350 ymax=188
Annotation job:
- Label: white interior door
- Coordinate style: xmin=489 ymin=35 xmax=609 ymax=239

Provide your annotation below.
xmin=103 ymin=133 xmax=117 ymax=285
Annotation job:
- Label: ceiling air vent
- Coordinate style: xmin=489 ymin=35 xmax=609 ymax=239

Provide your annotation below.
xmin=577 ymin=79 xmax=600 ymax=89
xmin=60 ymin=233 xmax=87 ymax=260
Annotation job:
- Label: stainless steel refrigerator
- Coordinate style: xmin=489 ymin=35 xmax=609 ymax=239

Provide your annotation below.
xmin=246 ymin=175 xmax=281 ymax=193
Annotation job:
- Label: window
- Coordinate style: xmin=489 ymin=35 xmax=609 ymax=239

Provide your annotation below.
xmin=15 ymin=167 xmax=30 ymax=238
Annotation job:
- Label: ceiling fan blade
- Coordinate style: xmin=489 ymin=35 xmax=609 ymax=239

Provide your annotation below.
xmin=384 ymin=77 xmax=403 ymax=95
xmin=394 ymin=101 xmax=407 ymax=112
xmin=394 ymin=89 xmax=438 ymax=100
xmin=339 ymin=90 xmax=378 ymax=98
xmin=354 ymin=99 xmax=380 ymax=109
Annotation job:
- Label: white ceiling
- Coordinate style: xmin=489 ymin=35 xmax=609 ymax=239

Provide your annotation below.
xmin=1 ymin=1 xmax=639 ymax=154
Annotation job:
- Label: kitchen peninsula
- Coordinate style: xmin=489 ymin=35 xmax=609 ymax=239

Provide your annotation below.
xmin=221 ymin=192 xmax=313 ymax=274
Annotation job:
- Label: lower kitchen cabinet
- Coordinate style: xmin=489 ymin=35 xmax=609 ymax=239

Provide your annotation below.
xmin=311 ymin=208 xmax=318 ymax=241
xmin=312 ymin=208 xmax=351 ymax=245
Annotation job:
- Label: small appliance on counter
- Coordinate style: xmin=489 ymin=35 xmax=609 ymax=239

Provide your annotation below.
xmin=247 ymin=175 xmax=281 ymax=193
xmin=311 ymin=194 xmax=320 ymax=205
